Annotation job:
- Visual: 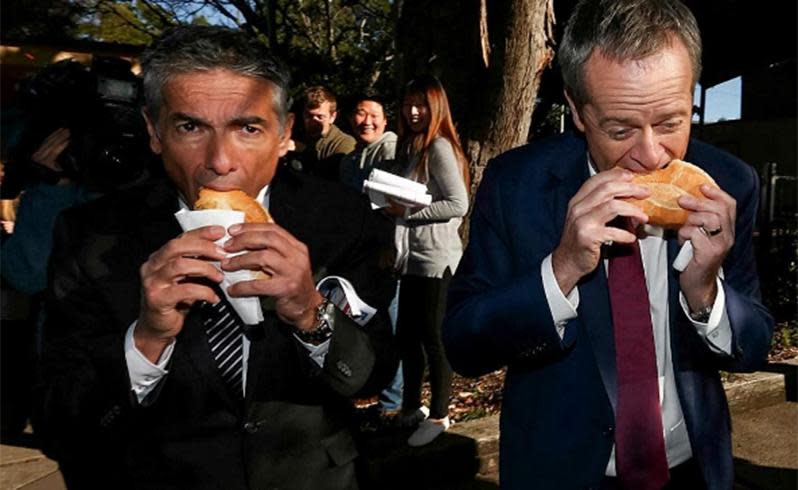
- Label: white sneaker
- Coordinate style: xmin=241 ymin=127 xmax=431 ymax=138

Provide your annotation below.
xmin=407 ymin=416 xmax=450 ymax=447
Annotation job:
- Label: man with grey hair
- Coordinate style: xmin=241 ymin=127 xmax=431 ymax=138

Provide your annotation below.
xmin=34 ymin=25 xmax=397 ymax=490
xmin=444 ymin=1 xmax=773 ymax=489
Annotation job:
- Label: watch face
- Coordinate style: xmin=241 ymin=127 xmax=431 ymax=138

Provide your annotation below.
xmin=319 ymin=299 xmax=335 ymax=318
xmin=690 ymin=306 xmax=712 ymax=322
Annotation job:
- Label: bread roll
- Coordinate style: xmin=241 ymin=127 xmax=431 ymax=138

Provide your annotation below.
xmin=194 ymin=188 xmax=274 ymax=224
xmin=625 ymin=159 xmax=718 ymax=229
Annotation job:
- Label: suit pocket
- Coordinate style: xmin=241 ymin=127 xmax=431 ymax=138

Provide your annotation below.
xmin=322 ymin=429 xmax=358 ymax=466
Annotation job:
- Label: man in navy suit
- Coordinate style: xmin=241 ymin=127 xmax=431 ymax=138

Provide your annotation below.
xmin=443 ymin=1 xmax=773 ymax=489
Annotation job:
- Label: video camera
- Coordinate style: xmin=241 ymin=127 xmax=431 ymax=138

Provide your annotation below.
xmin=14 ymin=56 xmax=153 ymax=191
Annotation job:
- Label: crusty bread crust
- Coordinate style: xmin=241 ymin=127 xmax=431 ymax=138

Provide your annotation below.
xmin=625 ymin=159 xmax=718 ymax=229
xmin=194 ymin=188 xmax=274 ymax=224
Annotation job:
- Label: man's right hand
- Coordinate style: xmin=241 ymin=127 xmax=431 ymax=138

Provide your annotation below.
xmin=135 ymin=225 xmax=227 ymax=362
xmin=551 ymin=168 xmax=650 ymax=295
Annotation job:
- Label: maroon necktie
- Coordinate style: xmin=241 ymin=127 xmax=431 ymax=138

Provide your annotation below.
xmin=608 ymin=238 xmax=670 ymax=490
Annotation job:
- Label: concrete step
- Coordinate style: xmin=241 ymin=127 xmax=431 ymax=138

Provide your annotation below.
xmin=732 ymin=402 xmax=798 ymax=490
xmin=0 ymin=434 xmax=65 ymax=490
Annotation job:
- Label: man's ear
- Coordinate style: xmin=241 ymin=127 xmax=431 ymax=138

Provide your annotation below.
xmin=563 ymin=90 xmax=585 ymax=133
xmin=278 ymin=113 xmax=295 ymax=157
xmin=141 ymin=108 xmax=162 ymax=154
xmin=330 ymin=110 xmax=337 ymax=124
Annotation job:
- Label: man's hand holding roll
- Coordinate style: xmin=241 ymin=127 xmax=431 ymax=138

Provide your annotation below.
xmin=136 ymin=226 xmax=227 ymax=362
xmin=677 ymin=185 xmax=737 ymax=312
xmin=221 ymin=222 xmax=323 ymax=332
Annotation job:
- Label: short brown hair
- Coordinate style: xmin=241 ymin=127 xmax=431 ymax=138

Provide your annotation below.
xmin=559 ymin=0 xmax=702 ymax=107
xmin=303 ymin=86 xmax=337 ymax=113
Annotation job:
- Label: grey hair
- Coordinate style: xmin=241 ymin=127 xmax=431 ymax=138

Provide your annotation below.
xmin=559 ymin=0 xmax=702 ymax=106
xmin=141 ymin=25 xmax=291 ymax=133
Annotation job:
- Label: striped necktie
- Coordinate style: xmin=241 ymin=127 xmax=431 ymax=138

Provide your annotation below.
xmin=202 ymin=300 xmax=244 ymax=398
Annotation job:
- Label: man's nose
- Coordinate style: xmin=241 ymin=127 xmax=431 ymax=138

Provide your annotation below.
xmin=410 ymin=106 xmax=419 ymax=116
xmin=631 ymin=127 xmax=668 ymax=171
xmin=206 ymin=135 xmax=236 ymax=174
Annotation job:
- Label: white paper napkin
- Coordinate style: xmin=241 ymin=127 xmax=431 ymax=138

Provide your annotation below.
xmin=363 ymin=168 xmax=432 ymax=209
xmin=174 ymin=209 xmax=264 ymax=325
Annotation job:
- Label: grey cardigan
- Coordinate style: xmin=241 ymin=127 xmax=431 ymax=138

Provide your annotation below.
xmin=396 ymin=137 xmax=469 ymax=278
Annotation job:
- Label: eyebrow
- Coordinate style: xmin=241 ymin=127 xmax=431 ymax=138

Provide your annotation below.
xmin=230 ymin=116 xmax=267 ymax=126
xmin=170 ymin=112 xmax=208 ymax=125
xmin=598 ymin=111 xmax=686 ymax=127
xmin=598 ymin=116 xmax=636 ymax=127
xmin=169 ymin=113 xmax=267 ymax=127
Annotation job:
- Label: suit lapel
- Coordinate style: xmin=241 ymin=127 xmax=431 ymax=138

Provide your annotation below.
xmin=181 ymin=309 xmax=240 ymax=411
xmin=137 ymin=181 xmax=183 ymax=257
xmin=268 ymin=169 xmax=302 ymax=236
xmin=549 ymin=139 xmax=619 ymax=414
xmin=666 ymin=233 xmax=683 ymax=369
xmin=580 ymin=269 xmax=618 ymax=414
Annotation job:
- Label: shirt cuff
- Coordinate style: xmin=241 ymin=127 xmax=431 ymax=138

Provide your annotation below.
xmin=294 ymin=276 xmax=376 ymax=367
xmin=292 ymin=337 xmax=331 ymax=367
xmin=541 ymin=254 xmax=579 ymax=340
xmin=125 ymin=321 xmax=175 ymax=403
xmin=679 ymin=276 xmax=732 ymax=355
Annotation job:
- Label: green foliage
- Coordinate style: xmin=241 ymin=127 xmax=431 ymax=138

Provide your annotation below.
xmin=67 ymin=0 xmax=398 ymax=112
xmin=266 ymin=0 xmax=398 ymax=108
xmin=780 ymin=325 xmax=794 ymax=348
xmin=1 ymin=0 xmax=85 ymax=41
xmin=78 ymin=1 xmax=173 ymax=45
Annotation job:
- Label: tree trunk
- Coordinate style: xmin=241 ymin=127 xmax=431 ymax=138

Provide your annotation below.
xmin=397 ymin=0 xmax=555 ymax=196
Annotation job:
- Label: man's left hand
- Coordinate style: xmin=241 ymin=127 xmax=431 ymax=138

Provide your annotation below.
xmin=676 ymin=184 xmax=736 ymax=312
xmin=221 ymin=222 xmax=323 ymax=331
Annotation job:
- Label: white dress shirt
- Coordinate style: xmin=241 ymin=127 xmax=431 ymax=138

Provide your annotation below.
xmin=125 ymin=186 xmax=370 ymax=402
xmin=541 ymin=160 xmax=732 ymax=475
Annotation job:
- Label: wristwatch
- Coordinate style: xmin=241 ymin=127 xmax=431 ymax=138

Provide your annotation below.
xmin=294 ymin=298 xmax=335 ymax=344
xmin=689 ymin=304 xmax=713 ymax=323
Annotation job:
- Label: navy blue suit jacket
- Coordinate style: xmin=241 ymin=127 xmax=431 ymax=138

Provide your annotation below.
xmin=443 ymin=132 xmax=773 ymax=490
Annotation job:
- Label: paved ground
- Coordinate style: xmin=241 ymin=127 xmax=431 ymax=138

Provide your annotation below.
xmin=733 ymin=401 xmax=798 ymax=490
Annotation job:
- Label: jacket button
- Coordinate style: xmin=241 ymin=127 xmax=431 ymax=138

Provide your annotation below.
xmin=602 ymin=426 xmax=614 ymax=436
xmin=243 ymin=422 xmax=259 ymax=434
xmin=336 ymin=360 xmax=352 ymax=377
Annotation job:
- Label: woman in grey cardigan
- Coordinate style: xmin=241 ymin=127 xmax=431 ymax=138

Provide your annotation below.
xmin=389 ymin=75 xmax=470 ymax=446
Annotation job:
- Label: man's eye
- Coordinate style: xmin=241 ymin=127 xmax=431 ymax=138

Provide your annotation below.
xmin=243 ymin=125 xmax=261 ymax=134
xmin=660 ymin=120 xmax=682 ymax=132
xmin=176 ymin=122 xmax=197 ymax=133
xmin=609 ymin=128 xmax=631 ymax=140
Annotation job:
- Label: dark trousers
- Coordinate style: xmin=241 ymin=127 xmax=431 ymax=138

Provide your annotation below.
xmin=600 ymin=458 xmax=706 ymax=490
xmin=396 ymin=271 xmax=452 ymax=420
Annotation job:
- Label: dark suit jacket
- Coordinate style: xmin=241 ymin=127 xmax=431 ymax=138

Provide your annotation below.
xmin=33 ymin=166 xmax=398 ymax=490
xmin=443 ymin=132 xmax=774 ymax=490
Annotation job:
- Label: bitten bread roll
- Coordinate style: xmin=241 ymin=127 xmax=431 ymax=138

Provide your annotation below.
xmin=194 ymin=188 xmax=274 ymax=224
xmin=625 ymin=159 xmax=718 ymax=229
